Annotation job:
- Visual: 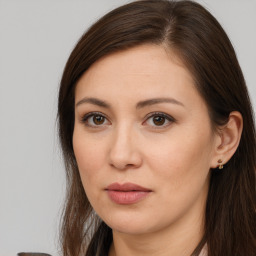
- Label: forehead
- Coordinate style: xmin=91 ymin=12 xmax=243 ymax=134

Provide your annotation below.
xmin=81 ymin=44 xmax=192 ymax=77
xmin=75 ymin=44 xmax=200 ymax=106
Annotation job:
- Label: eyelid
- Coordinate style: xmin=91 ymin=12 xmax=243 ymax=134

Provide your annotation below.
xmin=80 ymin=111 xmax=111 ymax=127
xmin=79 ymin=111 xmax=175 ymax=129
xmin=143 ymin=112 xmax=176 ymax=128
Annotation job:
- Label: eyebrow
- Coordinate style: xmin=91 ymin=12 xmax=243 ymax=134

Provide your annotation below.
xmin=136 ymin=98 xmax=184 ymax=109
xmin=75 ymin=97 xmax=184 ymax=109
xmin=76 ymin=97 xmax=111 ymax=108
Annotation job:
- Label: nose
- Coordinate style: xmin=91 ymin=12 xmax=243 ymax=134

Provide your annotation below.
xmin=108 ymin=125 xmax=142 ymax=170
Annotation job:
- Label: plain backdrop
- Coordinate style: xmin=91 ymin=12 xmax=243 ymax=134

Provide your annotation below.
xmin=0 ymin=0 xmax=255 ymax=255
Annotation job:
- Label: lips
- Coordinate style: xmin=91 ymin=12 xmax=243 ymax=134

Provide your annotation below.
xmin=105 ymin=182 xmax=152 ymax=205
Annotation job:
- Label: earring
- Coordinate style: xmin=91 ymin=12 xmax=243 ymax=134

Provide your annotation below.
xmin=217 ymin=159 xmax=224 ymax=169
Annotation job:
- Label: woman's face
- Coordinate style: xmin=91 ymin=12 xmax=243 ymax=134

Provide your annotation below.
xmin=73 ymin=44 xmax=219 ymax=235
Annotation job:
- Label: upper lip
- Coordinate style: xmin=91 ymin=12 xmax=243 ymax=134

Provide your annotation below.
xmin=106 ymin=182 xmax=152 ymax=192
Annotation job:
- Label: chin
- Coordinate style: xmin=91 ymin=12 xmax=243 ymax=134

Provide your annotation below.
xmin=110 ymin=223 xmax=152 ymax=235
xmin=102 ymin=212 xmax=161 ymax=235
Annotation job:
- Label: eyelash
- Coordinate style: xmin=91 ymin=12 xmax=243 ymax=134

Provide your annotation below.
xmin=81 ymin=112 xmax=110 ymax=128
xmin=80 ymin=111 xmax=175 ymax=129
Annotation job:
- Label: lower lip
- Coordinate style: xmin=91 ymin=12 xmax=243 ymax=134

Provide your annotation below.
xmin=106 ymin=190 xmax=151 ymax=205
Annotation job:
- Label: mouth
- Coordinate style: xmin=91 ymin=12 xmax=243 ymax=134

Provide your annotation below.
xmin=105 ymin=182 xmax=152 ymax=205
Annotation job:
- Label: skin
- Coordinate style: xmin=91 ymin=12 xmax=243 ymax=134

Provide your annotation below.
xmin=73 ymin=44 xmax=233 ymax=256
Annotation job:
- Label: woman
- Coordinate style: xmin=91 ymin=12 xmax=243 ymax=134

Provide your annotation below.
xmin=58 ymin=1 xmax=256 ymax=255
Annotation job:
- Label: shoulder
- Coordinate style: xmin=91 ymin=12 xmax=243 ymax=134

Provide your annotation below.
xmin=198 ymin=244 xmax=208 ymax=256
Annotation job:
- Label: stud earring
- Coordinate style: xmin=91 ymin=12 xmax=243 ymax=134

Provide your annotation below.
xmin=218 ymin=159 xmax=224 ymax=169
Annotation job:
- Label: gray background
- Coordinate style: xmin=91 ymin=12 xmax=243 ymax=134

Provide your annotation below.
xmin=0 ymin=0 xmax=255 ymax=255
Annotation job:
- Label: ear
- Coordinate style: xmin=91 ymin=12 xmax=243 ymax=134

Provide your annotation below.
xmin=210 ymin=111 xmax=243 ymax=169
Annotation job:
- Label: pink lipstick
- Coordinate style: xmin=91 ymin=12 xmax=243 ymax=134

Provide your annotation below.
xmin=105 ymin=182 xmax=152 ymax=205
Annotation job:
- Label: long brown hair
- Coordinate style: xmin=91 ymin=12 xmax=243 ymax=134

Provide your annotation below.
xmin=58 ymin=1 xmax=256 ymax=255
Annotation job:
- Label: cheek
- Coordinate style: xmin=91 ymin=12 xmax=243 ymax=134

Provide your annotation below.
xmin=145 ymin=125 xmax=213 ymax=189
xmin=73 ymin=132 xmax=109 ymax=210
xmin=73 ymin=129 xmax=106 ymax=185
xmin=141 ymin=128 xmax=212 ymax=224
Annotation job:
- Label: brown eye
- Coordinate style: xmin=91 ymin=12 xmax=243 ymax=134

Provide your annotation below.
xmin=81 ymin=112 xmax=110 ymax=127
xmin=93 ymin=115 xmax=105 ymax=125
xmin=144 ymin=112 xmax=175 ymax=128
xmin=152 ymin=116 xmax=165 ymax=126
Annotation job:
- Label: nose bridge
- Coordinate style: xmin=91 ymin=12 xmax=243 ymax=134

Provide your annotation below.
xmin=109 ymin=121 xmax=141 ymax=170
